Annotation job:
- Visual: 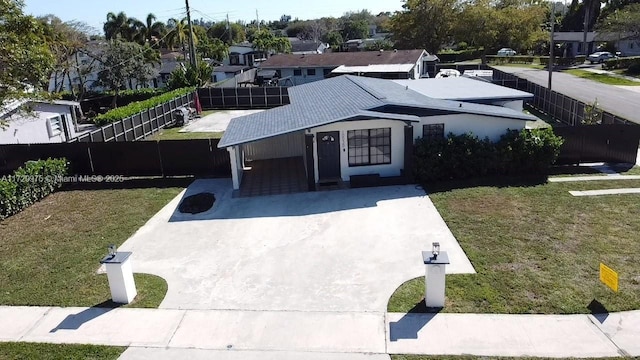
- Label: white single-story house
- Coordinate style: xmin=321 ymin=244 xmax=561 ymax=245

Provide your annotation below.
xmin=258 ymin=50 xmax=438 ymax=86
xmin=225 ymin=43 xmax=268 ymax=67
xmin=218 ymin=75 xmax=536 ymax=192
xmin=0 ymin=100 xmax=83 ymax=144
xmin=393 ymin=77 xmax=533 ymax=112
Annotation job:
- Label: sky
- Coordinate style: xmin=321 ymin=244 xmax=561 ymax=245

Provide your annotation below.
xmin=24 ymin=0 xmax=404 ymax=34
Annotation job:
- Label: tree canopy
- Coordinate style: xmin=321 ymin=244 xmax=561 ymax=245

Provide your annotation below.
xmin=0 ymin=0 xmax=55 ymax=105
xmin=390 ymin=0 xmax=459 ymax=53
xmin=597 ymin=3 xmax=640 ymax=40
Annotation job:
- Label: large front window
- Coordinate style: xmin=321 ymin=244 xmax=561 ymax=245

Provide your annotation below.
xmin=348 ymin=128 xmax=391 ymax=166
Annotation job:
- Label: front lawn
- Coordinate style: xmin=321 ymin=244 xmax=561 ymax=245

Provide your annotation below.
xmin=0 ymin=343 xmax=124 ymax=360
xmin=0 ymin=185 xmax=184 ymax=307
xmin=563 ymin=69 xmax=640 ymax=86
xmin=388 ymin=179 xmax=640 ymax=314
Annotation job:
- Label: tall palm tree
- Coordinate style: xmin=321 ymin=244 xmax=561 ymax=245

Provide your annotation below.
xmin=126 ymin=17 xmax=146 ymax=44
xmin=103 ymin=12 xmax=129 ymax=40
xmin=166 ymin=17 xmax=198 ymax=59
xmin=143 ymin=13 xmax=167 ymax=46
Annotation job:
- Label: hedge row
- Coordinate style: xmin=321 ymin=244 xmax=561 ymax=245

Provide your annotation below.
xmin=603 ymin=56 xmax=640 ymax=70
xmin=539 ymin=56 xmax=586 ymax=66
xmin=437 ymin=49 xmax=484 ymax=63
xmin=93 ymin=87 xmax=194 ymax=126
xmin=0 ymin=158 xmax=68 ymax=220
xmin=414 ymin=128 xmax=564 ymax=183
xmin=59 ymin=88 xmax=168 ymax=104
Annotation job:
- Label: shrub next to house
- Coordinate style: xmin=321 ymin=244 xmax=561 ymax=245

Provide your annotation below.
xmin=93 ymin=87 xmax=194 ymax=126
xmin=414 ymin=128 xmax=563 ymax=182
xmin=0 ymin=158 xmax=68 ymax=220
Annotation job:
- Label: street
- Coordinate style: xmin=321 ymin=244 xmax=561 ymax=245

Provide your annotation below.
xmin=495 ymin=66 xmax=640 ymax=124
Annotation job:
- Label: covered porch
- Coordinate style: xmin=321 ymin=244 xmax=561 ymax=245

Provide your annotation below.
xmin=238 ymin=156 xmax=308 ymax=197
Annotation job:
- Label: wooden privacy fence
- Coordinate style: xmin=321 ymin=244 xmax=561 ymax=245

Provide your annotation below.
xmin=553 ymin=124 xmax=640 ymax=165
xmin=197 ymin=87 xmax=289 ymax=109
xmin=71 ymin=92 xmax=194 ymax=143
xmin=491 ymin=69 xmax=634 ymax=126
xmin=0 ymin=139 xmax=231 ymax=177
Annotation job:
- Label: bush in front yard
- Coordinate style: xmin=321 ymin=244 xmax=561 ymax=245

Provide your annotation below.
xmin=0 ymin=158 xmax=68 ymax=220
xmin=414 ymin=128 xmax=563 ymax=182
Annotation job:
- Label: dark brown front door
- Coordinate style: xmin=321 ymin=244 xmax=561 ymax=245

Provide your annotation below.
xmin=317 ymin=131 xmax=340 ymax=182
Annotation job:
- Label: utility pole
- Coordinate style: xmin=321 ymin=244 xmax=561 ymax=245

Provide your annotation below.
xmin=185 ymin=0 xmax=197 ymax=67
xmin=548 ymin=2 xmax=555 ymax=90
xmin=227 ymin=13 xmax=232 ymax=44
xmin=256 ymin=9 xmax=260 ymax=31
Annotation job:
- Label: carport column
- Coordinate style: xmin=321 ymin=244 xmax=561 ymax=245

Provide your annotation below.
xmin=100 ymin=250 xmax=137 ymax=304
xmin=228 ymin=146 xmax=242 ymax=190
xmin=403 ymin=124 xmax=414 ymax=183
xmin=305 ymin=133 xmax=316 ymax=191
xmin=422 ymin=250 xmax=450 ymax=308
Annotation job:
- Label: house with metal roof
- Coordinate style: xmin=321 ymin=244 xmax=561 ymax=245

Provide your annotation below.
xmin=393 ymin=77 xmax=533 ymax=111
xmin=258 ymin=50 xmax=437 ymax=86
xmin=218 ymin=75 xmax=536 ymax=194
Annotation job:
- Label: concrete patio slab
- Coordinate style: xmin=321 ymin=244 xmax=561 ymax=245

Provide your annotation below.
xmin=0 ymin=306 xmax=51 ymax=341
xmin=168 ymin=310 xmax=386 ymax=353
xmin=386 ymin=312 xmax=621 ymax=358
xmin=119 ymin=180 xmax=474 ymax=312
xmin=570 ymin=188 xmax=640 ymax=196
xmin=181 ymin=110 xmax=264 ymax=133
xmin=119 ymin=348 xmax=391 ymax=360
xmin=21 ymin=307 xmax=185 ymax=347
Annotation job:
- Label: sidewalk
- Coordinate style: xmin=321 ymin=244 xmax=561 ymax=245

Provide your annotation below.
xmin=1 ymin=305 xmax=639 ymax=358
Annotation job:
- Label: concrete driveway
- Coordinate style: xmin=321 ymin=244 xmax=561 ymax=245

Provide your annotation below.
xmin=120 ymin=180 xmax=474 ymax=312
xmin=181 ymin=110 xmax=264 ymax=133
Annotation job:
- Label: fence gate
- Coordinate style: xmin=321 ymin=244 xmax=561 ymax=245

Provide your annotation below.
xmin=554 ymin=125 xmax=640 ymax=165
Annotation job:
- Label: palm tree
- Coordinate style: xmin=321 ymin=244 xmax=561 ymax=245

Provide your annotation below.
xmin=126 ymin=17 xmax=146 ymax=44
xmin=143 ymin=13 xmax=167 ymax=47
xmin=104 ymin=12 xmax=129 ymax=40
xmin=166 ymin=17 xmax=198 ymax=60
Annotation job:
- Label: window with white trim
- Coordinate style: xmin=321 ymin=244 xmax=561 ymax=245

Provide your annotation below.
xmin=422 ymin=123 xmax=444 ymax=140
xmin=47 ymin=116 xmax=62 ymax=137
xmin=348 ymin=128 xmax=391 ymax=166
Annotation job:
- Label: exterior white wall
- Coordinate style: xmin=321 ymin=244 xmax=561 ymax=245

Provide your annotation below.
xmin=0 ymin=103 xmax=78 ymax=144
xmin=619 ymin=39 xmax=640 ymax=56
xmin=415 ymin=114 xmax=527 ymax=142
xmin=279 ymin=68 xmax=329 ymax=85
xmin=310 ymin=119 xmax=407 ymax=182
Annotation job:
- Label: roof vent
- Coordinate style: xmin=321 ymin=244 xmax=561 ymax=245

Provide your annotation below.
xmin=459 ymin=103 xmax=462 ymax=107
xmin=393 ymin=49 xmax=397 ymax=53
xmin=405 ymin=85 xmax=409 ymax=90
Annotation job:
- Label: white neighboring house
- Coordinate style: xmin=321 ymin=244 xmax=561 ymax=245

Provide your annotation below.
xmin=225 ymin=43 xmax=268 ymax=67
xmin=0 ymin=100 xmax=84 ymax=144
xmin=218 ymin=75 xmax=537 ymax=191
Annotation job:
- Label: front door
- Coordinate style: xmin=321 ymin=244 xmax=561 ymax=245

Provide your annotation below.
xmin=317 ymin=131 xmax=341 ymax=182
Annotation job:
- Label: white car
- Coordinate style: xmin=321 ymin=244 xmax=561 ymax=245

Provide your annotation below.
xmin=497 ymin=48 xmax=517 ymax=56
xmin=588 ymin=51 xmax=616 ymax=64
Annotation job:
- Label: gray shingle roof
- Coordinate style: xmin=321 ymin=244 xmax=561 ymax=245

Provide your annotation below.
xmin=218 ymin=75 xmax=537 ymax=148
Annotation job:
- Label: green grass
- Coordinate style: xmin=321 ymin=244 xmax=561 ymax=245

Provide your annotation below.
xmin=564 ymin=69 xmax=640 ymax=86
xmin=493 ymin=63 xmax=545 ymax=70
xmin=145 ymin=126 xmax=224 ymax=141
xmin=388 ymin=179 xmax=640 ymax=314
xmin=0 ymin=342 xmax=125 ymax=360
xmin=0 ymin=186 xmax=183 ymax=307
xmin=612 ymin=69 xmax=640 ymax=79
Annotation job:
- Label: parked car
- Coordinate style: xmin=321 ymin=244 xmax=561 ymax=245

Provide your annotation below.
xmin=497 ymin=48 xmax=517 ymax=56
xmin=588 ymin=51 xmax=616 ymax=64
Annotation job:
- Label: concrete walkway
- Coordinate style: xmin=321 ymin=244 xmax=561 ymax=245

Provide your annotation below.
xmin=2 ymin=305 xmax=639 ymax=358
xmin=549 ymin=174 xmax=640 ymax=182
xmin=570 ymin=188 xmax=640 ymax=196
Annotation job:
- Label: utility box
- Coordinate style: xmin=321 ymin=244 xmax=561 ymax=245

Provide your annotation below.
xmin=422 ymin=250 xmax=450 ymax=309
xmin=100 ymin=251 xmax=137 ymax=304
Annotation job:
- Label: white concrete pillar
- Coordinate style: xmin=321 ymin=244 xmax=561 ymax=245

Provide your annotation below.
xmin=422 ymin=250 xmax=450 ymax=309
xmin=228 ymin=146 xmax=240 ymax=190
xmin=101 ymin=251 xmax=137 ymax=304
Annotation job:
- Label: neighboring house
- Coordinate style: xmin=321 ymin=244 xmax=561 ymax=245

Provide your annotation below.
xmin=212 ymin=65 xmax=252 ymax=83
xmin=289 ymin=38 xmax=329 ymax=54
xmin=393 ymin=77 xmax=533 ymax=112
xmin=0 ymin=100 xmax=84 ymax=144
xmin=218 ymin=75 xmax=536 ymax=191
xmin=258 ymin=49 xmax=436 ymax=86
xmin=224 ymin=43 xmax=268 ymax=67
xmin=595 ymin=33 xmax=640 ymax=56
xmin=553 ymin=32 xmax=597 ymax=57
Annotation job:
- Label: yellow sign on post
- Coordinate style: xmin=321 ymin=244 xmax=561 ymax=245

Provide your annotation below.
xmin=599 ymin=263 xmax=619 ymax=292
